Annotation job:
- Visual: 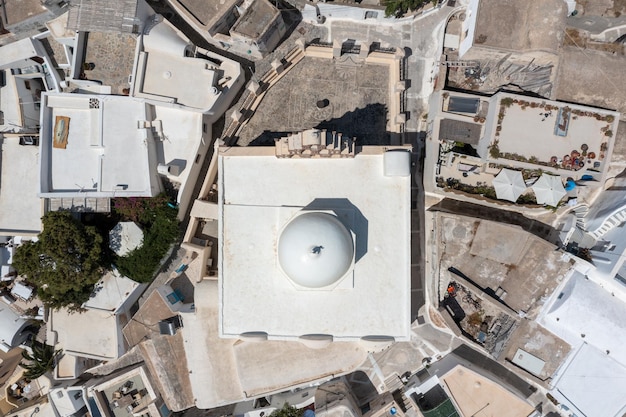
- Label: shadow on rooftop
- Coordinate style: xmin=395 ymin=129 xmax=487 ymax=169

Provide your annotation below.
xmin=304 ymin=198 xmax=368 ymax=263
xmin=274 ymin=1 xmax=303 ymax=53
xmin=248 ymin=103 xmax=390 ymax=146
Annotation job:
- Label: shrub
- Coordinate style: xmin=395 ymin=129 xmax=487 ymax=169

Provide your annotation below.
xmin=500 ymin=97 xmax=514 ymax=107
xmin=114 ymin=195 xmax=180 ymax=282
xmin=489 ymin=143 xmax=501 ymax=158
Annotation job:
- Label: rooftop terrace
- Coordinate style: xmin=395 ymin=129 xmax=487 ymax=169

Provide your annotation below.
xmin=174 ymin=0 xmax=239 ymax=28
xmin=231 ymin=0 xmax=279 ymax=39
xmin=1 ymin=0 xmax=48 ymax=27
xmin=39 ymin=94 xmax=158 ymax=198
xmin=442 ymin=366 xmax=534 ymax=417
xmin=493 ymin=95 xmax=618 ymax=175
xmin=0 ymin=137 xmax=42 ymax=235
xmin=471 ymin=0 xmax=566 ymax=53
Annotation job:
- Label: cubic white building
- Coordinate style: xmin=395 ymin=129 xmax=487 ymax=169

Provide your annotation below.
xmin=47 ymin=269 xmax=146 ymax=379
xmin=216 ymin=130 xmax=413 ymax=344
xmin=37 ymin=6 xmax=243 ymax=215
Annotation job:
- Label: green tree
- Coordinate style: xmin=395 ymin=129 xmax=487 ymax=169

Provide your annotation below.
xmin=19 ymin=341 xmax=62 ymax=379
xmin=384 ymin=0 xmax=432 ymax=17
xmin=270 ymin=404 xmax=303 ymax=417
xmin=114 ymin=195 xmax=180 ymax=283
xmin=13 ymin=211 xmax=107 ymax=310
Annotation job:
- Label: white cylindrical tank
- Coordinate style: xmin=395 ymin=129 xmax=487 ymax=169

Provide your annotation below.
xmin=383 ymin=149 xmax=411 ymax=177
xmin=157 ymin=163 xmax=170 ymax=176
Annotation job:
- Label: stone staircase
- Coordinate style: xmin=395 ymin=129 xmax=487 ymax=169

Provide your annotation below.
xmin=384 ymin=373 xmax=404 ymax=392
xmin=589 ymin=209 xmax=626 ymax=239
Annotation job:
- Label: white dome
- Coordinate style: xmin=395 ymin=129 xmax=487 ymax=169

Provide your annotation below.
xmin=278 ymin=212 xmax=354 ymax=288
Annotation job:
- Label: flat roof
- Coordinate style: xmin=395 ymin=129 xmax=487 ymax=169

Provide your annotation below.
xmin=49 ymin=306 xmax=124 ymax=360
xmin=1 ymin=0 xmax=48 ymax=27
xmin=551 ymin=343 xmax=626 ymax=417
xmin=540 ymin=271 xmax=626 ymax=367
xmin=501 ymin=319 xmax=571 ymax=381
xmin=39 ymin=93 xmax=159 ymax=198
xmin=495 ymin=94 xmax=619 ymax=173
xmin=173 ymin=0 xmax=239 ymax=28
xmin=83 ymin=269 xmax=143 ymax=312
xmin=231 ymin=0 xmax=279 ymax=39
xmin=139 ymin=52 xmax=217 ymax=109
xmin=434 ymin=91 xmax=621 ymax=182
xmin=87 ymin=366 xmax=159 ymax=417
xmin=556 ymin=47 xmax=626 ymax=115
xmin=472 ymin=0 xmax=566 ymax=53
xmin=122 ymin=286 xmax=175 ymax=346
xmin=182 ymin=280 xmax=370 ymax=409
xmin=0 ymin=138 xmax=43 ymax=235
xmin=218 ymin=145 xmax=411 ymax=341
xmin=442 ymin=366 xmax=534 ymax=417
xmin=0 ymin=38 xmax=40 ymax=69
xmin=438 ymin=119 xmax=481 ymax=145
xmin=134 ymin=18 xmax=243 ymax=114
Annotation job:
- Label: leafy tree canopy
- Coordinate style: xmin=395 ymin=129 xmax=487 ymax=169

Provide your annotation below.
xmin=13 ymin=211 xmax=107 ymax=310
xmin=113 ymin=195 xmax=180 ymax=283
xmin=270 ymin=404 xmax=304 ymax=417
xmin=384 ymin=0 xmax=435 ymax=17
xmin=20 ymin=341 xmax=62 ymax=380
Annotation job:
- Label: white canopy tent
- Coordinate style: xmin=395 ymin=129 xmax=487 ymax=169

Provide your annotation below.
xmin=532 ymin=174 xmax=566 ymax=207
xmin=109 ymin=222 xmax=144 ymax=257
xmin=492 ymin=168 xmax=526 ymax=202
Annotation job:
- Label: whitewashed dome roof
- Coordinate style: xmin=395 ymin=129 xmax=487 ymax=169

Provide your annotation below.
xmin=278 ymin=212 xmax=354 ymax=288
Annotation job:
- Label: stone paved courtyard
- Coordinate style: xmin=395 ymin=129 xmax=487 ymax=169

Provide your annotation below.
xmin=237 ymin=55 xmax=390 ymax=146
xmin=82 ymin=32 xmax=137 ymax=94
